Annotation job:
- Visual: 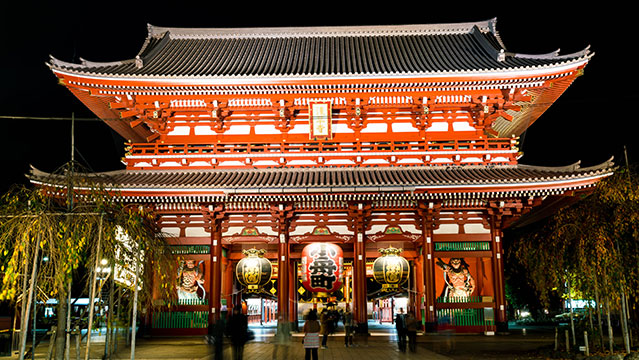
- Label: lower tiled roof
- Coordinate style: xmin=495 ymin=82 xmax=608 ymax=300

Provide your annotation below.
xmin=29 ymin=160 xmax=614 ymax=195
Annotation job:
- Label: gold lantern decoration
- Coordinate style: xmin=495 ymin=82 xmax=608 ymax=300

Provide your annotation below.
xmin=236 ymin=248 xmax=272 ymax=292
xmin=372 ymin=247 xmax=410 ymax=291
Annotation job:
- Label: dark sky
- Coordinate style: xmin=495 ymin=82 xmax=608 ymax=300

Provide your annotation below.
xmin=1 ymin=3 xmax=635 ymax=193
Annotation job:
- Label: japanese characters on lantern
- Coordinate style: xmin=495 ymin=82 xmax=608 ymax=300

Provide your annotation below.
xmin=236 ymin=248 xmax=272 ymax=292
xmin=372 ymin=247 xmax=410 ymax=291
xmin=301 ymin=243 xmax=343 ymax=292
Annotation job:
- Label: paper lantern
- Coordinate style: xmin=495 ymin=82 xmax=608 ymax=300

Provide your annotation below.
xmin=373 ymin=247 xmax=409 ymax=291
xmin=301 ymin=243 xmax=343 ymax=293
xmin=236 ymin=248 xmax=272 ymax=292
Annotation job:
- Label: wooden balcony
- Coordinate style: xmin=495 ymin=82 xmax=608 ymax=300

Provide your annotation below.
xmin=124 ymin=138 xmax=517 ymax=169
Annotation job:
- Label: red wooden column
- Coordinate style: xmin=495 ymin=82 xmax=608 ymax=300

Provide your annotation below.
xmin=288 ymin=260 xmax=298 ymax=330
xmin=419 ymin=201 xmax=440 ymax=332
xmin=349 ymin=202 xmax=371 ymax=334
xmin=206 ymin=204 xmax=225 ymax=327
xmin=490 ymin=213 xmax=508 ymax=332
xmin=222 ymin=255 xmax=233 ymax=312
xmin=412 ymin=257 xmax=424 ymax=326
xmin=272 ymin=204 xmax=294 ymax=331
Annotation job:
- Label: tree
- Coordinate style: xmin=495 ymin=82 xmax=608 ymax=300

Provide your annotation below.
xmin=509 ymin=166 xmax=638 ymax=354
xmin=0 ymin=161 xmax=176 ymax=360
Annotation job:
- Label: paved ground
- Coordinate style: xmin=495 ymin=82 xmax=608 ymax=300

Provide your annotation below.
xmin=3 ymin=322 xmax=633 ymax=359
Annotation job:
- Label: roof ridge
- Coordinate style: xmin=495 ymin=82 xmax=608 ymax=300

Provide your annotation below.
xmin=518 ymin=157 xmax=615 ymax=172
xmin=147 ymin=19 xmax=499 ymax=39
xmin=512 ymin=45 xmax=592 ymax=60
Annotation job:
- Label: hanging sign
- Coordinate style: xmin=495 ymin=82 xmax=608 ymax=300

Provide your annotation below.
xmin=373 ymin=247 xmax=410 ymax=291
xmin=236 ymin=248 xmax=272 ymax=292
xmin=308 ymin=100 xmax=332 ymax=140
xmin=301 ymin=243 xmax=343 ymax=293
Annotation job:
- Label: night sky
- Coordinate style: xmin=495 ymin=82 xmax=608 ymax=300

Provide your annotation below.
xmin=1 ymin=4 xmax=635 ymax=193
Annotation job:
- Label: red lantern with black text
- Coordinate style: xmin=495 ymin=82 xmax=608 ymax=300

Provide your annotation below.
xmin=301 ymin=243 xmax=343 ymax=293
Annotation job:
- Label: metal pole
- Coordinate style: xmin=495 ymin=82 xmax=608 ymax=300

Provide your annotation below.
xmin=17 ymin=245 xmax=30 ymax=354
xmin=19 ymin=237 xmax=40 ymax=360
xmin=620 ymin=292 xmax=630 ymax=354
xmin=71 ymin=112 xmax=74 ymax=163
xmin=84 ymin=214 xmax=103 ymax=360
xmin=130 ymin=240 xmax=141 ymax=360
xmin=31 ymin=272 xmax=36 ymax=360
xmin=65 ymin=281 xmax=71 ymax=360
xmin=584 ymin=331 xmax=590 ymax=356
xmin=105 ymin=269 xmax=115 ymax=359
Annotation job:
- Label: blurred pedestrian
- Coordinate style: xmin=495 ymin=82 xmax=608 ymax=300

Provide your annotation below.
xmin=405 ymin=308 xmax=417 ymax=352
xmin=271 ymin=315 xmax=290 ymax=359
xmin=395 ymin=307 xmax=407 ymax=352
xmin=303 ymin=310 xmax=320 ymax=360
xmin=320 ymin=309 xmax=330 ymax=348
xmin=343 ymin=305 xmax=354 ymax=347
xmin=226 ymin=306 xmax=249 ymax=360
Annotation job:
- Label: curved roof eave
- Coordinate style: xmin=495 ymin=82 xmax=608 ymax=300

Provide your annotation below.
xmin=49 ymin=54 xmax=591 ymax=86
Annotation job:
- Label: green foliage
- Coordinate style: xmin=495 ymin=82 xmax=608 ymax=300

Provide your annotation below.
xmin=510 ymin=166 xmax=639 ymax=309
xmin=0 ymin=161 xmax=176 ymax=308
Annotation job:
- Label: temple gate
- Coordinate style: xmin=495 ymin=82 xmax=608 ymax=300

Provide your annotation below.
xmin=37 ymin=19 xmax=613 ymax=335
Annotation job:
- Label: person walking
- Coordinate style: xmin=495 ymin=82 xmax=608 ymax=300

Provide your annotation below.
xmin=395 ymin=307 xmax=407 ymax=352
xmin=320 ymin=309 xmax=330 ymax=349
xmin=271 ymin=315 xmax=290 ymax=359
xmin=405 ymin=308 xmax=418 ymax=353
xmin=226 ymin=306 xmax=249 ymax=360
xmin=343 ymin=305 xmax=354 ymax=347
xmin=303 ymin=310 xmax=320 ymax=360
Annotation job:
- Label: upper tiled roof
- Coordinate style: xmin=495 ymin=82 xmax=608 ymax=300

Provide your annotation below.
xmin=48 ymin=19 xmax=591 ymax=80
xmin=29 ymin=159 xmax=614 ymax=196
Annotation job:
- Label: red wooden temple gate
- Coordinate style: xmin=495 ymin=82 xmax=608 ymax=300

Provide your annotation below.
xmin=38 ymin=19 xmax=613 ymax=335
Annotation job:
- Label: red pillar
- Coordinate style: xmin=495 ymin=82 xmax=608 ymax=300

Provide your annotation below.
xmin=277 ymin=232 xmax=289 ymax=322
xmin=208 ymin=208 xmax=223 ymax=326
xmin=420 ymin=202 xmax=438 ymax=332
xmin=353 ymin=227 xmax=368 ymax=332
xmin=413 ymin=257 xmax=424 ymax=327
xmin=491 ymin=216 xmax=507 ymax=332
xmin=222 ymin=256 xmax=233 ymax=311
xmin=288 ymin=260 xmax=298 ymax=329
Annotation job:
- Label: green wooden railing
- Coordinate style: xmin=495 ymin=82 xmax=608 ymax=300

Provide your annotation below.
xmin=155 ymin=299 xmax=209 ymax=306
xmin=170 ymin=245 xmax=210 ymax=254
xmin=437 ymin=308 xmax=494 ymax=327
xmin=153 ymin=311 xmax=208 ymax=329
xmin=434 ymin=242 xmax=490 ymax=251
xmin=177 ymin=298 xmax=208 ymax=306
xmin=437 ymin=296 xmax=483 ymax=303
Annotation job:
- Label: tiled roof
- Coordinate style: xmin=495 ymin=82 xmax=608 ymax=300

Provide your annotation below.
xmin=48 ymin=19 xmax=591 ymax=79
xmin=29 ymin=159 xmax=614 ymax=195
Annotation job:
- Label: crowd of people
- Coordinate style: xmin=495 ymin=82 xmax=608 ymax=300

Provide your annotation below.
xmin=209 ymin=303 xmax=420 ymax=359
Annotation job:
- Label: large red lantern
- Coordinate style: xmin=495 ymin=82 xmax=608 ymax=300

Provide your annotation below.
xmin=301 ymin=243 xmax=343 ymax=293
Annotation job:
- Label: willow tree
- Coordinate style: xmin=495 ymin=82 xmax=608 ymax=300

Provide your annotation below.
xmin=511 ymin=166 xmax=638 ymax=354
xmin=0 ymin=161 xmax=176 ymax=360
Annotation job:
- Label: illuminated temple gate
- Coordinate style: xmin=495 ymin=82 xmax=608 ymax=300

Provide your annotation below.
xmin=37 ymin=19 xmax=613 ymax=334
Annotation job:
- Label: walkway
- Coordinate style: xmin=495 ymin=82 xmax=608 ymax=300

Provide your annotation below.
xmin=2 ymin=322 xmax=559 ymax=359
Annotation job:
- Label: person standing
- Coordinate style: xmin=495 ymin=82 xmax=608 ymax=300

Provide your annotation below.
xmin=405 ymin=308 xmax=418 ymax=353
xmin=395 ymin=307 xmax=407 ymax=352
xmin=226 ymin=306 xmax=249 ymax=360
xmin=303 ymin=310 xmax=320 ymax=360
xmin=343 ymin=305 xmax=354 ymax=347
